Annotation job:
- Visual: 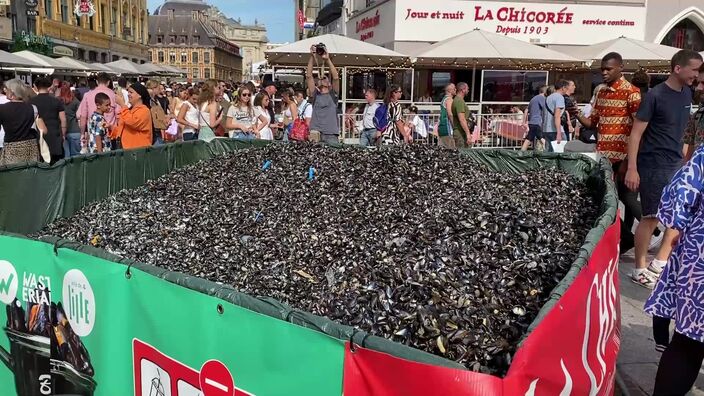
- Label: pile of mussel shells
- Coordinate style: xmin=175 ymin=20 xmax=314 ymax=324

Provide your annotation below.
xmin=38 ymin=143 xmax=598 ymax=375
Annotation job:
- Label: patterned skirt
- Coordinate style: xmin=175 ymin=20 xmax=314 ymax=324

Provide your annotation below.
xmin=0 ymin=139 xmax=39 ymax=166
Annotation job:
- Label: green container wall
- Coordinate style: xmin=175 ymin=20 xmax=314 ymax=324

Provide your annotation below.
xmin=0 ymin=140 xmax=618 ymax=370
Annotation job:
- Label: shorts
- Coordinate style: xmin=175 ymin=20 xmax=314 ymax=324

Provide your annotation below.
xmin=526 ymin=124 xmax=542 ymax=141
xmin=438 ymin=135 xmax=455 ymax=149
xmin=638 ymin=166 xmax=679 ymax=217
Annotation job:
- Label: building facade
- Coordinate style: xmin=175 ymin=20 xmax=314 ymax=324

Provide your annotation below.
xmin=338 ymin=0 xmax=704 ymax=54
xmin=9 ymin=0 xmax=149 ymax=62
xmin=149 ymin=0 xmax=243 ymax=81
xmin=206 ymin=7 xmax=269 ymax=79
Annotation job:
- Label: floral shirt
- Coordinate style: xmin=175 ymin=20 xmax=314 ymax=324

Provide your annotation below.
xmin=88 ymin=112 xmax=110 ymax=153
xmin=589 ymin=77 xmax=641 ymax=163
xmin=645 ymin=144 xmax=704 ymax=343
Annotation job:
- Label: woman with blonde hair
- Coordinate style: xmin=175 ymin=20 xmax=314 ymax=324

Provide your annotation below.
xmin=280 ymin=88 xmax=298 ymax=141
xmin=0 ymin=79 xmax=48 ymax=165
xmin=223 ymin=86 xmax=255 ymax=139
xmin=196 ymin=80 xmax=222 ymax=142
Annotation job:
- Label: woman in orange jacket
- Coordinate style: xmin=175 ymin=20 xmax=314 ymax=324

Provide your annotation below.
xmin=113 ymin=82 xmax=153 ymax=149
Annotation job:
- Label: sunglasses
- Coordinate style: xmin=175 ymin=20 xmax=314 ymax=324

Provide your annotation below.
xmin=241 ymin=93 xmax=251 ymax=97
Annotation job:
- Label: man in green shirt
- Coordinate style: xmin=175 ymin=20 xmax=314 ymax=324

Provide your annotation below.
xmin=452 ymin=82 xmax=472 ymax=148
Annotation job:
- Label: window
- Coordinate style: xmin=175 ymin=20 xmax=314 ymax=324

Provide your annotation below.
xmin=169 ymin=35 xmax=176 ymax=44
xmin=192 ymin=51 xmax=198 ymax=63
xmin=44 ymin=0 xmax=53 ymax=19
xmin=60 ymin=0 xmax=68 ymax=23
xmin=204 ymin=68 xmax=211 ymax=79
xmin=481 ymin=71 xmax=548 ymax=102
xmin=193 ymin=68 xmax=199 ymax=79
xmin=181 ymin=52 xmax=187 ymax=63
xmin=101 ymin=5 xmax=107 ymax=33
xmin=157 ymin=35 xmax=163 ymax=44
xmin=27 ymin=17 xmax=36 ymax=34
xmin=89 ymin=16 xmax=94 ymax=31
xmin=169 ymin=52 xmax=176 ymax=63
xmin=204 ymin=51 xmax=210 ymax=64
xmin=158 ymin=51 xmax=164 ymax=62
xmin=180 ymin=35 xmax=187 ymax=44
xmin=661 ymin=19 xmax=704 ymax=52
xmin=111 ymin=8 xmax=117 ymax=35
xmin=148 ymin=52 xmax=152 ymax=62
xmin=193 ymin=35 xmax=200 ymax=43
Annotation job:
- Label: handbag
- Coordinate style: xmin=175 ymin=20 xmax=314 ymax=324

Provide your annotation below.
xmin=290 ymin=103 xmax=310 ymax=141
xmin=31 ymin=105 xmax=50 ymax=162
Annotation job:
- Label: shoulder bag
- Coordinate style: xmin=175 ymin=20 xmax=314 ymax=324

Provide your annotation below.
xmin=290 ymin=103 xmax=310 ymax=141
xmin=31 ymin=105 xmax=51 ymax=163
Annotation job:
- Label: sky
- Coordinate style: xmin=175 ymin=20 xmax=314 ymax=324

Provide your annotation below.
xmin=147 ymin=0 xmax=295 ymax=43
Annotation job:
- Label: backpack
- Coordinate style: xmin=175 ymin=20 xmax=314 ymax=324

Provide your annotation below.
xmin=373 ymin=103 xmax=389 ymax=131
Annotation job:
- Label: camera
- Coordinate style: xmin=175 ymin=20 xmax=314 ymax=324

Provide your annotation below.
xmin=315 ymin=43 xmax=327 ymax=56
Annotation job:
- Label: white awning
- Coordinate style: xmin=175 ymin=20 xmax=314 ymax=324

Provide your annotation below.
xmin=266 ymin=34 xmax=409 ymax=67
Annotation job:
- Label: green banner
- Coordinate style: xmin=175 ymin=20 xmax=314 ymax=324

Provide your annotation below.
xmin=0 ymin=234 xmax=344 ymax=396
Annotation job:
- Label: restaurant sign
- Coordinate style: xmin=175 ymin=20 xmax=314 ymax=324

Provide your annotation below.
xmin=53 ymin=45 xmax=74 ymax=57
xmin=349 ymin=0 xmax=646 ymax=46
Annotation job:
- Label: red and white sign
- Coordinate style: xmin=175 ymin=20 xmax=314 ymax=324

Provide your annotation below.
xmin=133 ymin=339 xmax=253 ymax=396
xmin=73 ymin=0 xmax=96 ymax=17
xmin=344 ymin=216 xmax=621 ymax=395
xmin=348 ymin=0 xmax=646 ymax=46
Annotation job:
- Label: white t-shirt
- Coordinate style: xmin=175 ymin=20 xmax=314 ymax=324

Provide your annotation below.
xmin=362 ymin=102 xmax=379 ymax=130
xmin=255 ymin=106 xmax=272 ymax=140
xmin=412 ymin=115 xmax=428 ymax=138
xmin=227 ymin=105 xmax=254 ymax=132
xmin=182 ymin=102 xmax=200 ymax=134
xmin=298 ymin=100 xmax=313 ymax=120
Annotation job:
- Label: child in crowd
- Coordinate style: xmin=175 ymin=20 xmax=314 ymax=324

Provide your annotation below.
xmin=87 ymin=93 xmax=112 ymax=153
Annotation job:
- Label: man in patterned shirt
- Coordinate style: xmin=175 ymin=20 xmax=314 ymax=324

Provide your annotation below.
xmin=683 ymin=66 xmax=704 ymax=161
xmin=573 ymin=52 xmax=642 ymax=253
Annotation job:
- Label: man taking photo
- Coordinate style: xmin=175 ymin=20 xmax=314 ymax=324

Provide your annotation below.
xmin=306 ymin=43 xmax=340 ymax=144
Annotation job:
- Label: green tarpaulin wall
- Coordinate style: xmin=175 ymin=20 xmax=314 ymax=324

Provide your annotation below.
xmin=0 ymin=140 xmax=618 ymax=371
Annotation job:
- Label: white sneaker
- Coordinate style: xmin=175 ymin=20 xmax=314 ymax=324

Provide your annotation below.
xmin=631 ymin=271 xmax=657 ymax=289
xmin=647 ymin=260 xmax=665 ymax=276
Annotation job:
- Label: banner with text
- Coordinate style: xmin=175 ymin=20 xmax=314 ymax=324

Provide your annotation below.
xmin=0 ymin=235 xmax=344 ymax=396
xmin=348 ymin=0 xmax=646 ymax=46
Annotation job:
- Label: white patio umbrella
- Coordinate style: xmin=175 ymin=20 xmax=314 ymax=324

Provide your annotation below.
xmin=137 ymin=63 xmax=166 ymax=75
xmin=411 ymin=29 xmax=583 ymax=69
xmin=160 ymin=65 xmax=187 ymax=75
xmin=89 ymin=63 xmax=118 ymax=74
xmin=54 ymin=57 xmax=94 ymax=71
xmin=265 ymin=34 xmax=409 ymax=67
xmin=556 ymin=37 xmax=682 ymax=70
xmin=104 ymin=59 xmax=144 ymax=75
xmin=0 ymin=49 xmax=43 ymax=68
xmin=11 ymin=50 xmax=69 ymax=69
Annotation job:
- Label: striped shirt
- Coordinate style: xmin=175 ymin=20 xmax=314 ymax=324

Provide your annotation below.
xmin=589 ymin=77 xmax=641 ymax=162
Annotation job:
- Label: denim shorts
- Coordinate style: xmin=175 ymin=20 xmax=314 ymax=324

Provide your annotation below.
xmin=638 ymin=166 xmax=679 ymax=217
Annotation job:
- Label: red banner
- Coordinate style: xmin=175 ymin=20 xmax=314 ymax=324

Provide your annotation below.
xmin=343 ymin=220 xmax=621 ymax=395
